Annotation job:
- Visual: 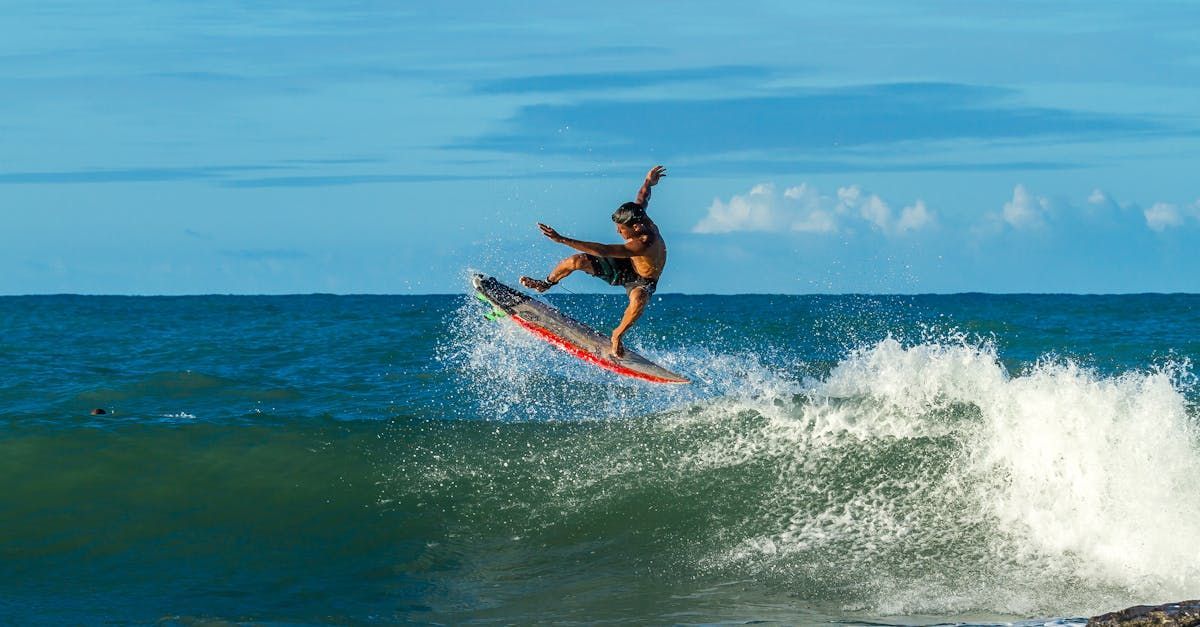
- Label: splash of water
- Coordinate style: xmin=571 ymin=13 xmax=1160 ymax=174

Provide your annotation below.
xmin=683 ymin=338 xmax=1200 ymax=615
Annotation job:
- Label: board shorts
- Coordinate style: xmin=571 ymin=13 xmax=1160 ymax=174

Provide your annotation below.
xmin=585 ymin=254 xmax=658 ymax=295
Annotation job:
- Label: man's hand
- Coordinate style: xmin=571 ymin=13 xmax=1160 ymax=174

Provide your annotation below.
xmin=538 ymin=223 xmax=565 ymax=243
xmin=645 ymin=165 xmax=667 ymax=187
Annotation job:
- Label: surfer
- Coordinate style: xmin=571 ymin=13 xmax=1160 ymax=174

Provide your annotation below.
xmin=521 ymin=165 xmax=668 ymax=358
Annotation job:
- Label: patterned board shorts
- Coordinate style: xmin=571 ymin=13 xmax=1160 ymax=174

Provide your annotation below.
xmin=585 ymin=254 xmax=658 ymax=295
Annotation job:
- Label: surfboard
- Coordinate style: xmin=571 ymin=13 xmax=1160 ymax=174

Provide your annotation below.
xmin=472 ymin=274 xmax=690 ymax=385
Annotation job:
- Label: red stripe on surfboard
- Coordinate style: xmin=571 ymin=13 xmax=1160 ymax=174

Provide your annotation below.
xmin=509 ymin=314 xmax=686 ymax=384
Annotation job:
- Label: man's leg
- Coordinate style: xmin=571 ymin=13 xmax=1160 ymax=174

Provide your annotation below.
xmin=610 ymin=287 xmax=649 ymax=357
xmin=520 ymin=254 xmax=594 ymax=292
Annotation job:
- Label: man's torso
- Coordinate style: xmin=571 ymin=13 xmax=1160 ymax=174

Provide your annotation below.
xmin=630 ymin=223 xmax=666 ymax=280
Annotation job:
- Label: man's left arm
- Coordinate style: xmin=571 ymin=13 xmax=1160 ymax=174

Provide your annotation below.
xmin=634 ymin=165 xmax=667 ymax=210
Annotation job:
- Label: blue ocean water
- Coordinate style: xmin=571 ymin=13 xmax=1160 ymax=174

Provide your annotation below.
xmin=2 ymin=288 xmax=1199 ymax=624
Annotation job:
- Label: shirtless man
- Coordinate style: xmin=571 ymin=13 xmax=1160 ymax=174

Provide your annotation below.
xmin=520 ymin=165 xmax=668 ymax=358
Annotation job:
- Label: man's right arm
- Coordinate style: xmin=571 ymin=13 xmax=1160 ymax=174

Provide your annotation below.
xmin=538 ymin=223 xmax=648 ymax=258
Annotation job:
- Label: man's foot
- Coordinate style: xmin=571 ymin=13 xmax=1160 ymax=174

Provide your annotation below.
xmin=609 ymin=339 xmax=626 ymax=359
xmin=519 ymin=276 xmax=557 ymax=293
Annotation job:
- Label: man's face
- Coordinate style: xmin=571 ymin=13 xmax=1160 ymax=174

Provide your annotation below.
xmin=615 ymin=223 xmax=636 ymax=239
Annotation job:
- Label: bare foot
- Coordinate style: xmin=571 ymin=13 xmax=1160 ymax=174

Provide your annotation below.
xmin=519 ymin=276 xmax=556 ymax=293
xmin=609 ymin=339 xmax=626 ymax=359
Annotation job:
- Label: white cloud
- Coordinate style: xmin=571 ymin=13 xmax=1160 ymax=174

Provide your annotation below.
xmin=792 ymin=208 xmax=838 ymax=233
xmin=896 ymin=200 xmax=933 ymax=234
xmin=693 ymin=182 xmax=935 ymax=237
xmin=1001 ymin=184 xmax=1051 ymax=229
xmin=1084 ymin=191 xmax=1200 ymax=232
xmin=1083 ymin=187 xmax=1130 ymax=217
xmin=856 ymin=190 xmax=892 ymax=231
xmin=700 ymin=183 xmax=1198 ymax=240
xmin=1141 ymin=199 xmax=1200 ymax=231
xmin=784 ymin=183 xmax=838 ymax=233
xmin=999 ymin=185 xmax=1200 ymax=234
xmin=1144 ymin=202 xmax=1183 ymax=231
xmin=692 ymin=183 xmax=784 ymax=234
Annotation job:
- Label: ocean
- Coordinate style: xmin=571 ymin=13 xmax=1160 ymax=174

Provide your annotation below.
xmin=2 ymin=287 xmax=1198 ymax=625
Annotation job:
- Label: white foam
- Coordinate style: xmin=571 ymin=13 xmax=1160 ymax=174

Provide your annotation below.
xmin=967 ymin=359 xmax=1200 ymax=594
xmin=677 ymin=337 xmax=1200 ymax=615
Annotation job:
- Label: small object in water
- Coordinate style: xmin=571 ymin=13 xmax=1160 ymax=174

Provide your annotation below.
xmin=90 ymin=408 xmax=107 ymax=415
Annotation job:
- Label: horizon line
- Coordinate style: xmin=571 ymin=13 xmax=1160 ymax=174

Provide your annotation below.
xmin=2 ymin=291 xmax=1197 ymax=298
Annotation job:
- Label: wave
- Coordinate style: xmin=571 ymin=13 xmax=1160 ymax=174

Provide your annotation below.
xmin=431 ymin=299 xmax=1200 ymax=617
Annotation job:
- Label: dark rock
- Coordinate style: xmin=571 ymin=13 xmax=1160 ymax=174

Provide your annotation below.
xmin=1089 ymin=600 xmax=1200 ymax=627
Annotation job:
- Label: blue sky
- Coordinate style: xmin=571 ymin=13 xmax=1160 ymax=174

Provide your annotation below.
xmin=3 ymin=1 xmax=1199 ymax=294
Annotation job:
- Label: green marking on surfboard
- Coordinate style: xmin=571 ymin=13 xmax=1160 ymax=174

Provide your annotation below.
xmin=476 ymin=291 xmax=507 ymax=321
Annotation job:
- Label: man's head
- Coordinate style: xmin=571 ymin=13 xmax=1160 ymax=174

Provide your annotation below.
xmin=612 ymin=201 xmax=647 ymax=225
xmin=612 ymin=202 xmax=648 ymax=238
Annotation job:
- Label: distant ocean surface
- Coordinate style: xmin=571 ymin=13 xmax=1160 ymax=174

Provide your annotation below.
xmin=2 ymin=289 xmax=1199 ymax=625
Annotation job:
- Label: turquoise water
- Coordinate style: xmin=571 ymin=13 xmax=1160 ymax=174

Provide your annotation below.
xmin=2 ymin=290 xmax=1199 ymax=624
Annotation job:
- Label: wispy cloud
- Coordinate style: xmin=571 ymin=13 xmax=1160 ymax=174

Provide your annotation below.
xmin=681 ymin=158 xmax=1084 ymax=176
xmin=279 ymin=157 xmax=383 ymax=166
xmin=0 ymin=164 xmax=655 ymax=189
xmin=219 ymin=174 xmax=465 ymax=188
xmin=218 ymin=171 xmax=594 ymax=188
xmin=0 ymin=165 xmax=286 ymax=185
xmin=0 ymin=161 xmax=385 ymax=187
xmin=148 ymin=71 xmax=252 ymax=82
xmin=692 ymin=182 xmax=935 ymax=237
xmin=220 ymin=249 xmax=309 ymax=261
xmin=458 ymin=82 xmax=1163 ymax=160
xmin=473 ymin=65 xmax=776 ymax=94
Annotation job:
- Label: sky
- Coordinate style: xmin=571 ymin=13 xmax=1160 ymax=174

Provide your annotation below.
xmin=3 ymin=0 xmax=1200 ymax=294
